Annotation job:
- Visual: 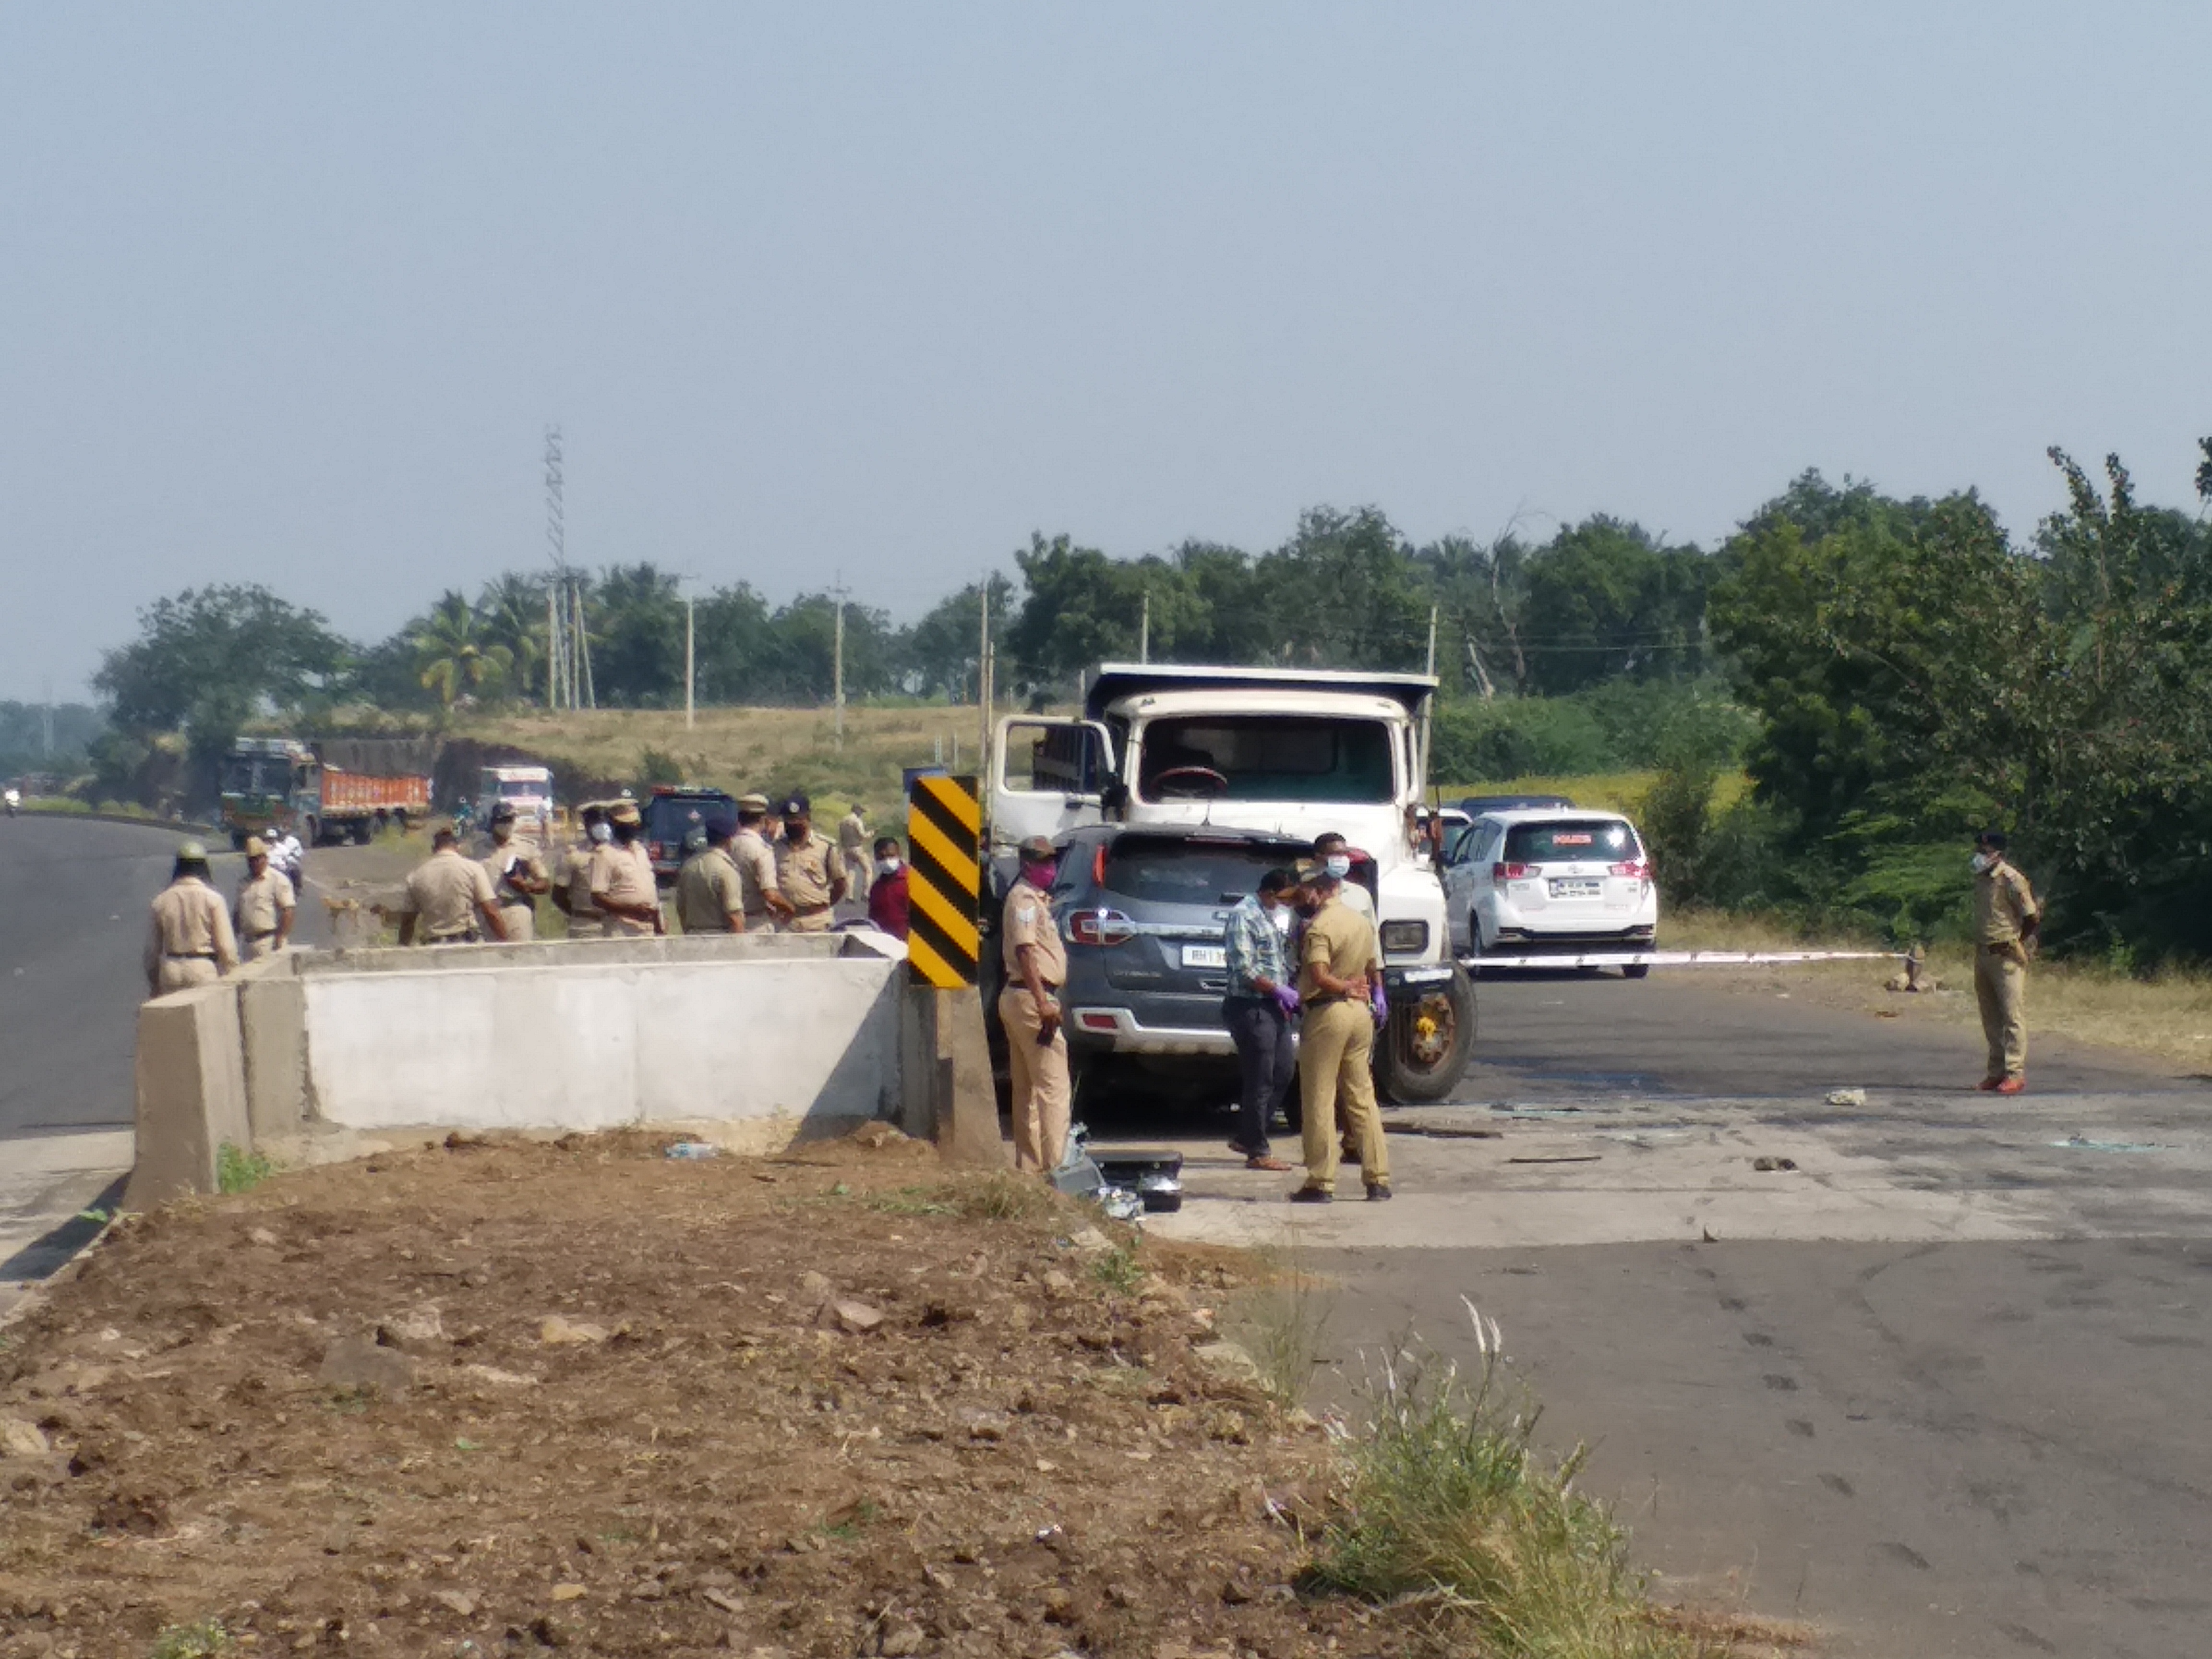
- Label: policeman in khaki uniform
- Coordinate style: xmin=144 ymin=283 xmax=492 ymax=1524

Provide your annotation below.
xmin=232 ymin=835 xmax=296 ymax=962
xmin=676 ymin=820 xmax=746 ymax=933
xmin=399 ymin=823 xmax=508 ymax=946
xmin=145 ymin=841 xmax=239 ymax=997
xmin=480 ymin=801 xmax=551 ymax=943
xmin=999 ymin=835 xmax=1070 ymax=1174
xmin=730 ymin=793 xmax=790 ymax=931
xmin=839 ymin=802 xmax=871 ymax=901
xmin=1972 ymin=829 xmax=2040 ymax=1094
xmin=589 ymin=798 xmax=665 ymax=938
xmin=772 ymin=793 xmax=847 ymax=933
xmin=552 ymin=803 xmax=609 ymax=939
xmin=1290 ymin=865 xmax=1392 ymax=1202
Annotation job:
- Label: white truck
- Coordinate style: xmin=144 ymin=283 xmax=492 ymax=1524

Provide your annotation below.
xmin=988 ymin=662 xmax=1475 ymax=1103
xmin=474 ymin=764 xmax=556 ymax=844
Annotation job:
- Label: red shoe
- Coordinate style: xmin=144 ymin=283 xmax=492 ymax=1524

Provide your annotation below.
xmin=1975 ymin=1078 xmax=2003 ymax=1092
xmin=1994 ymin=1076 xmax=2026 ymax=1095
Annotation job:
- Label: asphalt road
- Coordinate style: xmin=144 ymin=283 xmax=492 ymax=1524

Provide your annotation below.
xmin=1113 ymin=972 xmax=2212 ymax=1659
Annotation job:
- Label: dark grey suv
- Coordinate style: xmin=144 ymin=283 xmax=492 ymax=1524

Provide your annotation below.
xmin=1047 ymin=824 xmax=1313 ymax=1089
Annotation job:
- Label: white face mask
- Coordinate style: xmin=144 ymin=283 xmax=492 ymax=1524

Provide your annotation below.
xmin=876 ymin=857 xmax=901 ymax=877
xmin=1971 ymin=851 xmax=1996 ymax=874
xmin=589 ymin=822 xmax=613 ymax=845
xmin=1324 ymin=854 xmax=1352 ymax=879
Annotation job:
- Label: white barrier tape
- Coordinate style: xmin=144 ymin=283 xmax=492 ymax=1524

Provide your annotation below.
xmin=1462 ymin=949 xmax=1899 ymax=971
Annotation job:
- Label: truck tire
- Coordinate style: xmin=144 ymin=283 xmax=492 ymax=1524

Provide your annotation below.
xmin=1374 ymin=965 xmax=1476 ymax=1105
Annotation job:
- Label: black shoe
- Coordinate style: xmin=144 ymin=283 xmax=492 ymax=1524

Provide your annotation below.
xmin=1288 ymin=1186 xmax=1333 ymax=1204
xmin=1365 ymin=1183 xmax=1393 ymax=1202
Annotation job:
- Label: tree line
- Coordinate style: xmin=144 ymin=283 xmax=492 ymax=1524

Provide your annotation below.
xmin=78 ymin=438 xmax=2212 ymax=961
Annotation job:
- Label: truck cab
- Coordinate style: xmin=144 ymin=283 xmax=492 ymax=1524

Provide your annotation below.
xmin=476 ymin=765 xmax=556 ymax=844
xmin=989 ymin=663 xmax=1474 ymax=1102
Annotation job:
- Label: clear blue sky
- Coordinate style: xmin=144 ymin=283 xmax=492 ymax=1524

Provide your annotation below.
xmin=3 ymin=4 xmax=2206 ymax=702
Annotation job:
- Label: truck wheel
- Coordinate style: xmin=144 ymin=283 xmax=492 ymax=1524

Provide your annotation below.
xmin=1375 ymin=965 xmax=1476 ymax=1105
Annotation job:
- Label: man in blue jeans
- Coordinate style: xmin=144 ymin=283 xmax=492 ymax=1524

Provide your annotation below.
xmin=1222 ymin=867 xmax=1301 ymax=1171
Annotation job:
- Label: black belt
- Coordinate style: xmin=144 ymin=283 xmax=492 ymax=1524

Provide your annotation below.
xmin=1306 ymin=993 xmax=1350 ymax=1007
xmin=164 ymin=951 xmax=216 ymax=960
xmin=245 ymin=930 xmax=277 ymax=941
xmin=792 ymin=902 xmax=833 ymax=915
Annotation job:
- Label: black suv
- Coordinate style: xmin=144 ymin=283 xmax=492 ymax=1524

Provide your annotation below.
xmin=642 ymin=786 xmax=737 ymax=886
xmin=1043 ymin=823 xmax=1314 ymax=1094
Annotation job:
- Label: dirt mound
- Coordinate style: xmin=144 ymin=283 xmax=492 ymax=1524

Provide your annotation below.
xmin=0 ymin=1135 xmax=1399 ymax=1658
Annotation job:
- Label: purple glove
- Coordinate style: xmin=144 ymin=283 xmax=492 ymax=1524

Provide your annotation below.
xmin=1271 ymin=984 xmax=1301 ymax=1017
xmin=1370 ymin=982 xmax=1390 ymax=1025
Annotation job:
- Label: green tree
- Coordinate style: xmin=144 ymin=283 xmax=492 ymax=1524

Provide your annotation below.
xmin=477 ymin=573 xmax=550 ymax=704
xmin=413 ymin=591 xmax=512 ymax=710
xmin=589 ymin=564 xmax=683 ymax=707
xmin=95 ymin=584 xmax=346 ymax=735
xmin=1260 ymin=506 xmax=1429 ymax=670
xmin=1518 ymin=517 xmax=1709 ymax=695
xmin=900 ymin=575 xmax=1016 ymax=699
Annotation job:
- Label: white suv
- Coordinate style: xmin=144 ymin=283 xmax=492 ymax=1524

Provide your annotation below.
xmin=1442 ymin=808 xmax=1658 ymax=976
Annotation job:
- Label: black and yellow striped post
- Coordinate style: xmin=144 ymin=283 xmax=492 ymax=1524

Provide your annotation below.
xmin=903 ymin=773 xmax=983 ymax=990
xmin=897 ymin=772 xmax=1005 ymax=1165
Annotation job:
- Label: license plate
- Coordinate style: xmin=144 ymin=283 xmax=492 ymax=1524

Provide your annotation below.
xmin=1549 ymin=878 xmax=1601 ymax=899
xmin=1181 ymin=944 xmax=1227 ymax=969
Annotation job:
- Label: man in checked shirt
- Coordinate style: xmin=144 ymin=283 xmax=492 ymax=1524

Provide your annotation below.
xmin=1221 ymin=867 xmax=1301 ymax=1171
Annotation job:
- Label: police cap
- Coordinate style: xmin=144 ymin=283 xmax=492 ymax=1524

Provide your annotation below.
xmin=736 ymin=792 xmax=770 ymax=813
xmin=176 ymin=839 xmax=209 ymax=863
xmin=242 ymin=835 xmax=267 ymax=857
xmin=1015 ymin=835 xmax=1056 ymax=863
xmin=781 ymin=793 xmax=811 ymax=818
xmin=608 ymin=800 xmax=642 ymax=828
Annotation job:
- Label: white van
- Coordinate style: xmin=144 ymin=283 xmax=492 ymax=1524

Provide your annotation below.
xmin=476 ymin=765 xmax=555 ymax=842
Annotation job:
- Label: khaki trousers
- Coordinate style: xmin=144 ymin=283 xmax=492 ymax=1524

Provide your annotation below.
xmin=1975 ymin=945 xmax=2027 ymax=1081
xmin=152 ymin=956 xmax=220 ymax=998
xmin=782 ymin=908 xmax=834 ymax=934
xmin=240 ymin=934 xmax=283 ymax=964
xmin=998 ymin=986 xmax=1070 ymax=1174
xmin=565 ymin=913 xmax=603 ymax=940
xmin=497 ymin=902 xmax=535 ymax=944
xmin=1298 ymin=999 xmax=1389 ymax=1193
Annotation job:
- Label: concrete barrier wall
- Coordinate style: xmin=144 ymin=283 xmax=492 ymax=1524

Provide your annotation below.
xmin=134 ymin=929 xmax=926 ymax=1195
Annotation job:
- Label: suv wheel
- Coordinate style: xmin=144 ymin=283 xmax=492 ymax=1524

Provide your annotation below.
xmin=1374 ymin=965 xmax=1477 ymax=1105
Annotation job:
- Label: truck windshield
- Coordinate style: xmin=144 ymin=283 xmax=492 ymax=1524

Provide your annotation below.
xmin=222 ymin=757 xmax=284 ymax=794
xmin=1136 ymin=717 xmax=1395 ymax=804
xmin=498 ymin=780 xmax=546 ymax=799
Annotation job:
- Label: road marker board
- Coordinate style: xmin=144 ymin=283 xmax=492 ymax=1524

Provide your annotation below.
xmin=905 ymin=773 xmax=981 ymax=988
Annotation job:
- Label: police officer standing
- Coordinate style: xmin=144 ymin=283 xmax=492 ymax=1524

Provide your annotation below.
xmin=772 ymin=793 xmax=847 ymax=932
xmin=1289 ymin=864 xmax=1392 ymax=1202
xmin=999 ymin=835 xmax=1070 ymax=1175
xmin=731 ymin=793 xmax=791 ymax=931
xmin=232 ymin=835 xmax=296 ymax=962
xmin=480 ymin=801 xmax=551 ymax=943
xmin=552 ymin=804 xmax=609 ymax=939
xmin=839 ymin=801 xmax=871 ymax=900
xmin=676 ymin=820 xmax=746 ymax=933
xmin=145 ymin=840 xmax=239 ymax=996
xmin=398 ymin=823 xmax=508 ymax=946
xmin=1972 ymin=829 xmax=2040 ymax=1094
xmin=589 ymin=799 xmax=665 ymax=937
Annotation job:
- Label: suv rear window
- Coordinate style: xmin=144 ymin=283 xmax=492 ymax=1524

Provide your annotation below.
xmin=1100 ymin=837 xmax=1299 ymax=905
xmin=646 ymin=792 xmax=735 ymax=842
xmin=1504 ymin=819 xmax=1641 ymax=863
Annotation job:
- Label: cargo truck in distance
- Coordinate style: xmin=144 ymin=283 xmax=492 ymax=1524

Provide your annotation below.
xmin=216 ymin=737 xmax=436 ymax=847
xmin=988 ymin=662 xmax=1475 ymax=1104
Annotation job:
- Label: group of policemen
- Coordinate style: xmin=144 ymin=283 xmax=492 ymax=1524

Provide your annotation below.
xmin=142 ymin=832 xmax=301 ymax=995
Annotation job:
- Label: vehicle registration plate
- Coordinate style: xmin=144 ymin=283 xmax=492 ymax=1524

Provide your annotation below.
xmin=1549 ymin=878 xmax=1602 ymax=899
xmin=1181 ymin=944 xmax=1227 ymax=969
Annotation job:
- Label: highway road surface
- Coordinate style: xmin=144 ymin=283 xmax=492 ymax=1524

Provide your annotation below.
xmin=1121 ymin=976 xmax=2212 ymax=1659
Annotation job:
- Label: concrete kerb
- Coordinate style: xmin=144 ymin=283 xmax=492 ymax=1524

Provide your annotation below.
xmin=131 ymin=926 xmax=1000 ymax=1198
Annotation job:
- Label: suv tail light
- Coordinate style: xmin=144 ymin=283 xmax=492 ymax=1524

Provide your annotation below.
xmin=1070 ymin=908 xmax=1136 ymax=947
xmin=1492 ymin=862 xmax=1530 ymax=881
xmin=1609 ymin=860 xmax=1653 ymax=880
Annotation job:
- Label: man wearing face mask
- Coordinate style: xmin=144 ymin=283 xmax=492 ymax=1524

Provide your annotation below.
xmin=1312 ymin=832 xmax=1386 ymax=1164
xmin=480 ymin=801 xmax=551 ymax=943
xmin=1221 ymin=868 xmax=1299 ymax=1172
xmin=552 ymin=804 xmax=610 ymax=939
xmin=1971 ymin=830 xmax=2039 ymax=1094
xmin=999 ymin=835 xmax=1070 ymax=1175
xmin=590 ymin=799 xmax=665 ymax=938
xmin=867 ymin=835 xmax=910 ymax=939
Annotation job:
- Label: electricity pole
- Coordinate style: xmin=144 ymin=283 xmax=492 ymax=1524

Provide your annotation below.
xmin=1139 ymin=590 xmax=1150 ymax=663
xmin=977 ymin=578 xmax=993 ymax=780
xmin=831 ymin=576 xmax=847 ymax=748
xmin=685 ymin=590 xmax=697 ymax=731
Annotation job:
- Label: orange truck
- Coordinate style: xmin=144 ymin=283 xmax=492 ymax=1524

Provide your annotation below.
xmin=221 ymin=736 xmax=436 ymax=846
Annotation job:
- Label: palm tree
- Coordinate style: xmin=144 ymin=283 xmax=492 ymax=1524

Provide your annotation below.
xmin=414 ymin=591 xmax=513 ymax=711
xmin=478 ymin=572 xmax=549 ymax=704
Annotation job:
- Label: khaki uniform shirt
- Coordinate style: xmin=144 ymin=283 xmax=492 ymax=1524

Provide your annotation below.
xmin=234 ymin=867 xmax=297 ymax=940
xmin=558 ymin=838 xmax=602 ymax=926
xmin=732 ymin=827 xmax=780 ymax=920
xmin=405 ymin=846 xmax=498 ymax=941
xmin=1298 ymin=895 xmax=1377 ymax=1003
xmin=481 ymin=835 xmax=549 ymax=912
xmin=146 ymin=876 xmax=239 ymax=981
xmin=676 ymin=846 xmax=744 ymax=932
xmin=838 ymin=811 xmax=867 ymax=857
xmin=774 ymin=833 xmax=846 ymax=914
xmin=1000 ymin=877 xmax=1067 ymax=990
xmin=589 ymin=840 xmax=660 ymax=937
xmin=1974 ymin=859 xmax=2039 ymax=947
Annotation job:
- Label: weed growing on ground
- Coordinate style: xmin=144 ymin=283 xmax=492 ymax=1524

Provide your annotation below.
xmin=1310 ymin=1303 xmax=1731 ymax=1659
xmin=1090 ymin=1241 xmax=1142 ymax=1293
xmin=150 ymin=1619 xmax=230 ymax=1659
xmin=1234 ymin=1233 xmax=1335 ymax=1406
xmin=215 ymin=1144 xmax=273 ymax=1195
xmin=951 ymin=1171 xmax=1052 ymax=1223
